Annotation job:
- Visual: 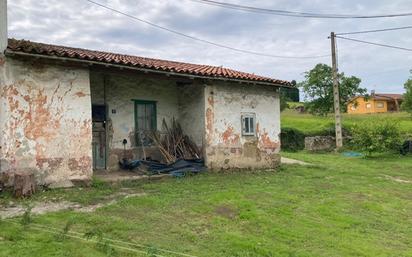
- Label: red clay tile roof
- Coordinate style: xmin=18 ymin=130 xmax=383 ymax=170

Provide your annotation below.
xmin=6 ymin=38 xmax=291 ymax=87
xmin=373 ymin=93 xmax=403 ymax=100
xmin=348 ymin=93 xmax=404 ymax=103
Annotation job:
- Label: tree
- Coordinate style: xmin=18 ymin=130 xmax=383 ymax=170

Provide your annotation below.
xmin=282 ymin=86 xmax=300 ymax=102
xmin=279 ymin=92 xmax=290 ymax=112
xmin=298 ymin=63 xmax=366 ymax=116
xmin=280 ymin=83 xmax=300 ymax=112
xmin=401 ymin=70 xmax=412 ymax=114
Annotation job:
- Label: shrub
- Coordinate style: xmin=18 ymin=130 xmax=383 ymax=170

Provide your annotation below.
xmin=350 ymin=119 xmax=402 ymax=156
xmin=280 ymin=127 xmax=306 ymax=151
xmin=319 ymin=122 xmax=351 ymax=137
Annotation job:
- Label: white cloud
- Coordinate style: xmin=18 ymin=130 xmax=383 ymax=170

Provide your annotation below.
xmin=7 ymin=0 xmax=412 ymax=93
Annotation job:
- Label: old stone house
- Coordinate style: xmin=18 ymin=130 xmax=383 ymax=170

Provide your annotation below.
xmin=0 ymin=1 xmax=292 ymax=187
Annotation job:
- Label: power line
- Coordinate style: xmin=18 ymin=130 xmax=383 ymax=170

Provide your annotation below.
xmin=336 ymin=25 xmax=412 ymax=35
xmin=84 ymin=0 xmax=330 ymax=59
xmin=188 ymin=0 xmax=412 ymax=19
xmin=335 ymin=35 xmax=412 ymax=52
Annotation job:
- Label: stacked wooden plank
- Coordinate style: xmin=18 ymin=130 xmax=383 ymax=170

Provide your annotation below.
xmin=151 ymin=119 xmax=202 ymax=163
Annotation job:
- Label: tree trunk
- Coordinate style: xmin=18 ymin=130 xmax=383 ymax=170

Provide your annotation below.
xmin=13 ymin=172 xmax=36 ymax=198
xmin=395 ymin=99 xmax=400 ymax=112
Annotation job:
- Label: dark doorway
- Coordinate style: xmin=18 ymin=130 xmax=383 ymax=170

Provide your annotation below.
xmin=92 ymin=105 xmax=107 ymax=170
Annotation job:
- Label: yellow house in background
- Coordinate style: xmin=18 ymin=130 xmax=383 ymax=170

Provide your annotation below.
xmin=347 ymin=92 xmax=403 ymax=114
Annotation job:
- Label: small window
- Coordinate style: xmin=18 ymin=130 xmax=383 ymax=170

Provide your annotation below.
xmin=351 ymin=104 xmax=357 ymax=111
xmin=366 ymin=103 xmax=371 ymax=109
xmin=376 ymin=102 xmax=384 ymax=108
xmin=241 ymin=113 xmax=256 ymax=136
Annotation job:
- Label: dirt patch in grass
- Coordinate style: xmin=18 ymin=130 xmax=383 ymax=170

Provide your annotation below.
xmin=348 ymin=192 xmax=369 ymax=201
xmin=382 ymin=175 xmax=412 ymax=184
xmin=0 ymin=192 xmax=146 ymax=219
xmin=317 ymin=182 xmax=334 ymax=190
xmin=215 ymin=205 xmax=238 ymax=219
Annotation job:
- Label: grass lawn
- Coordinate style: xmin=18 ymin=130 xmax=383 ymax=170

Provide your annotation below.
xmin=281 ymin=109 xmax=412 ymax=135
xmin=1 ymin=152 xmax=412 ymax=256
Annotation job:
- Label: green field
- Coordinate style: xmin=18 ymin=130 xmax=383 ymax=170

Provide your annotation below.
xmin=281 ymin=109 xmax=412 ymax=135
xmin=1 ymin=152 xmax=412 ymax=257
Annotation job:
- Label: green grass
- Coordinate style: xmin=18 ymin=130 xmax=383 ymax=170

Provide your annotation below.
xmin=287 ymin=102 xmax=304 ymax=109
xmin=281 ymin=109 xmax=412 ymax=135
xmin=1 ymin=153 xmax=412 ymax=256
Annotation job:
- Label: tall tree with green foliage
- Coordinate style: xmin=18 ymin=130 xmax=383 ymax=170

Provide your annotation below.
xmin=401 ymin=70 xmax=412 ymax=115
xmin=299 ymin=63 xmax=366 ymax=116
xmin=281 ymin=87 xmax=300 ymax=102
xmin=279 ymin=82 xmax=300 ymax=112
xmin=279 ymin=92 xmax=290 ymax=112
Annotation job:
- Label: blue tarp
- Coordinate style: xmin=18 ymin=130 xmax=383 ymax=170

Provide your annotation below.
xmin=119 ymin=159 xmax=206 ymax=177
xmin=342 ymin=151 xmax=363 ymax=157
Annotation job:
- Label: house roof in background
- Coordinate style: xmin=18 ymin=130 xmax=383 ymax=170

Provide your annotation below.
xmin=373 ymin=93 xmax=403 ymax=100
xmin=6 ymin=38 xmax=291 ymax=87
xmin=348 ymin=93 xmax=404 ymax=103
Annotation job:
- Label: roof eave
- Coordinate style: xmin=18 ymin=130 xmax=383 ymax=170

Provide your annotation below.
xmin=5 ymin=49 xmax=292 ymax=88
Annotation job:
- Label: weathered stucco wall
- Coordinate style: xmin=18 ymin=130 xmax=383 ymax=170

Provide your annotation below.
xmin=204 ymin=82 xmax=281 ymax=169
xmin=91 ymin=72 xmax=180 ymax=149
xmin=0 ymin=57 xmax=92 ymax=186
xmin=178 ymin=83 xmax=205 ymax=147
xmin=90 ymin=71 xmax=184 ymax=168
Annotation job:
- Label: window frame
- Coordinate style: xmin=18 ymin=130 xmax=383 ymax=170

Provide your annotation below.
xmin=133 ymin=99 xmax=157 ymax=145
xmin=376 ymin=101 xmax=384 ymax=108
xmin=241 ymin=113 xmax=256 ymax=136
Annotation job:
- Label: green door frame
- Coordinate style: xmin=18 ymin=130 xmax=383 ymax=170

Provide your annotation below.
xmin=133 ymin=99 xmax=157 ymax=145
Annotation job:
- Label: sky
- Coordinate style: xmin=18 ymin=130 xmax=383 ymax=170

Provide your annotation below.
xmin=7 ymin=0 xmax=412 ymax=95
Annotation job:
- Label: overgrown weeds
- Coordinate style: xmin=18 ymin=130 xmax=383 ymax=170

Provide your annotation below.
xmin=84 ymin=228 xmax=116 ymax=256
xmin=20 ymin=204 xmax=33 ymax=226
xmin=55 ymin=219 xmax=75 ymax=241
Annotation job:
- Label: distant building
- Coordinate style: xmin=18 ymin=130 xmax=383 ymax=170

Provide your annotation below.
xmin=347 ymin=91 xmax=403 ymax=114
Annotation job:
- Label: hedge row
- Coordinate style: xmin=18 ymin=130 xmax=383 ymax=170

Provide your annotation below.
xmin=281 ymin=119 xmax=407 ymax=154
xmin=280 ymin=123 xmax=346 ymax=151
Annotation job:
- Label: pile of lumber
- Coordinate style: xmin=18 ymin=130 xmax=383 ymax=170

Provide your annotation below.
xmin=150 ymin=118 xmax=202 ymax=163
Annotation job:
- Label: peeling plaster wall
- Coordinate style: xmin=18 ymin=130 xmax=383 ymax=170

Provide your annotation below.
xmin=204 ymin=82 xmax=281 ymax=169
xmin=0 ymin=57 xmax=92 ymax=186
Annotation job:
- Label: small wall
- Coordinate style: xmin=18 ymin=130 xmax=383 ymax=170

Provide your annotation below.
xmin=304 ymin=136 xmax=335 ymax=152
xmin=0 ymin=57 xmax=92 ymax=186
xmin=204 ymin=82 xmax=281 ymax=169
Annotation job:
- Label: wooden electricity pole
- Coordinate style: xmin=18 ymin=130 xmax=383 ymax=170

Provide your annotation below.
xmin=330 ymin=32 xmax=343 ymax=149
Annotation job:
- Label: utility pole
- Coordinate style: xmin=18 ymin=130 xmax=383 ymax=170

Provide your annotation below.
xmin=0 ymin=0 xmax=7 ymax=55
xmin=330 ymin=32 xmax=343 ymax=149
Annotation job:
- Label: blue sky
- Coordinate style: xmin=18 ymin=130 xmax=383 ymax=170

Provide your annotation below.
xmin=7 ymin=0 xmax=412 ymax=94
